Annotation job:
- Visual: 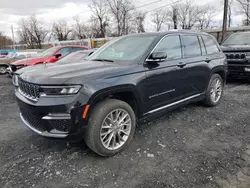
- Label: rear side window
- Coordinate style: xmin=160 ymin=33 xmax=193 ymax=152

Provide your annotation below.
xmin=198 ymin=36 xmax=206 ymax=55
xmin=154 ymin=35 xmax=182 ymax=60
xmin=181 ymin=35 xmax=202 ymax=58
xmin=202 ymin=35 xmax=220 ymax=54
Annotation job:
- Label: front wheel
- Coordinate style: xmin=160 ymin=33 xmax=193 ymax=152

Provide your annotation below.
xmin=84 ymin=99 xmax=136 ymax=157
xmin=0 ymin=65 xmax=7 ymax=75
xmin=203 ymin=73 xmax=224 ymax=107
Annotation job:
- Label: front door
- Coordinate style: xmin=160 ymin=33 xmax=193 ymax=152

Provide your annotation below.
xmin=143 ymin=35 xmax=187 ymax=113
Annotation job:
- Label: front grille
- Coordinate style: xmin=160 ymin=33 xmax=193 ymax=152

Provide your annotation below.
xmin=22 ymin=111 xmax=51 ymax=132
xmin=225 ymin=53 xmax=246 ymax=60
xmin=18 ymin=78 xmax=40 ymax=101
xmin=49 ymin=120 xmax=72 ymax=132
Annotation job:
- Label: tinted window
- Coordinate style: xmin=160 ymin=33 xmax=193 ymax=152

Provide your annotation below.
xmin=56 ymin=48 xmax=71 ymax=57
xmin=181 ymin=35 xmax=201 ymax=57
xmin=202 ymin=35 xmax=220 ymax=54
xmin=154 ymin=35 xmax=182 ymax=60
xmin=198 ymin=36 xmax=206 ymax=55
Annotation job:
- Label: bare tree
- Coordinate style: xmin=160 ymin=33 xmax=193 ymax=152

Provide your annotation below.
xmin=167 ymin=5 xmax=178 ymax=30
xmin=177 ymin=1 xmax=200 ymax=29
xmin=151 ymin=9 xmax=168 ymax=31
xmin=18 ymin=16 xmax=48 ymax=49
xmin=0 ymin=32 xmax=13 ymax=49
xmin=197 ymin=5 xmax=217 ymax=30
xmin=107 ymin=0 xmax=135 ymax=36
xmin=89 ymin=0 xmax=109 ymax=38
xmin=52 ymin=20 xmax=72 ymax=41
xmin=236 ymin=0 xmax=250 ymax=25
xmin=135 ymin=11 xmax=146 ymax=33
xmin=72 ymin=16 xmax=87 ymax=39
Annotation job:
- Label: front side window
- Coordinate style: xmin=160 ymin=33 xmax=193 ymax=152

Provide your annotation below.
xmin=153 ymin=35 xmax=182 ymax=60
xmin=39 ymin=47 xmax=58 ymax=57
xmin=203 ymin=35 xmax=220 ymax=54
xmin=56 ymin=48 xmax=71 ymax=57
xmin=71 ymin=47 xmax=86 ymax=52
xmin=181 ymin=35 xmax=202 ymax=58
xmin=89 ymin=35 xmax=157 ymax=62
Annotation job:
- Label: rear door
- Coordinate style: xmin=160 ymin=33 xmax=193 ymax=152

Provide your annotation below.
xmin=180 ymin=34 xmax=210 ymax=94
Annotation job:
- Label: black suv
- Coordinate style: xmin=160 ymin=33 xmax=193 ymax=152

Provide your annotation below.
xmin=221 ymin=32 xmax=250 ymax=79
xmin=14 ymin=31 xmax=227 ymax=156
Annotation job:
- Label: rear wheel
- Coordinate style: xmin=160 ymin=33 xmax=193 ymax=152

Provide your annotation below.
xmin=203 ymin=73 xmax=224 ymax=107
xmin=84 ymin=99 xmax=136 ymax=157
xmin=0 ymin=65 xmax=7 ymax=75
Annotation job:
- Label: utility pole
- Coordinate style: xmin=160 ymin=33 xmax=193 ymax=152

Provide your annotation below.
xmin=247 ymin=0 xmax=250 ymax=26
xmin=11 ymin=25 xmax=15 ymax=50
xmin=221 ymin=0 xmax=229 ymax=42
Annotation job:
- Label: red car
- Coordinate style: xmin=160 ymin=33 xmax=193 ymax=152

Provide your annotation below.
xmin=11 ymin=45 xmax=89 ymax=70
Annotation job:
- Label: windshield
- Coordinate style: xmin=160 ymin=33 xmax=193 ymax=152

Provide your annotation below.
xmin=5 ymin=52 xmax=16 ymax=58
xmin=39 ymin=47 xmax=58 ymax=57
xmin=57 ymin=51 xmax=91 ymax=64
xmin=88 ymin=35 xmax=157 ymax=62
xmin=222 ymin=33 xmax=250 ymax=45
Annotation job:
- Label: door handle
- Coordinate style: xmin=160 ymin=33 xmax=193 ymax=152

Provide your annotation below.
xmin=205 ymin=58 xmax=211 ymax=63
xmin=177 ymin=62 xmax=186 ymax=68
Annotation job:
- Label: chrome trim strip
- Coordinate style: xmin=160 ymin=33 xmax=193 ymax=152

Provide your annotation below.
xmin=20 ymin=113 xmax=68 ymax=138
xmin=144 ymin=93 xmax=203 ymax=115
xmin=42 ymin=114 xmax=71 ymax=120
xmin=18 ymin=88 xmax=39 ymax=101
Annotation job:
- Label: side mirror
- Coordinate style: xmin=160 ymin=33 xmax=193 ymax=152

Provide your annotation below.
xmin=147 ymin=52 xmax=167 ymax=63
xmin=54 ymin=54 xmax=62 ymax=58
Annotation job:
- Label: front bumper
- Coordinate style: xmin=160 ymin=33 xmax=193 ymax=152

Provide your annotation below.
xmin=16 ymin=89 xmax=90 ymax=141
xmin=227 ymin=64 xmax=250 ymax=79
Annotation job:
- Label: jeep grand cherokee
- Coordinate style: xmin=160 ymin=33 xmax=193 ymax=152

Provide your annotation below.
xmin=221 ymin=32 xmax=250 ymax=79
xmin=14 ymin=31 xmax=227 ymax=156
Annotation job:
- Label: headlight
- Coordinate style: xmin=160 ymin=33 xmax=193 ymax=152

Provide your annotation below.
xmin=40 ymin=85 xmax=82 ymax=96
xmin=12 ymin=74 xmax=19 ymax=86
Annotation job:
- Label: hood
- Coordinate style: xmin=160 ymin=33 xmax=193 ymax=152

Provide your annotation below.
xmin=16 ymin=63 xmax=47 ymax=75
xmin=221 ymin=44 xmax=250 ymax=52
xmin=0 ymin=57 xmax=16 ymax=64
xmin=19 ymin=60 xmax=132 ymax=85
xmin=11 ymin=57 xmax=47 ymax=66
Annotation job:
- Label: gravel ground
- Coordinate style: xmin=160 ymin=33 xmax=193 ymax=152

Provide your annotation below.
xmin=0 ymin=75 xmax=250 ymax=188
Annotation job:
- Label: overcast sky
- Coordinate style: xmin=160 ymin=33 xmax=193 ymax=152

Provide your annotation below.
xmin=0 ymin=0 xmax=243 ymax=40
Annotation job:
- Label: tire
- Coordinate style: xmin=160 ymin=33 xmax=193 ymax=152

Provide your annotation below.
xmin=84 ymin=99 xmax=136 ymax=157
xmin=203 ymin=73 xmax=224 ymax=107
xmin=0 ymin=65 xmax=7 ymax=75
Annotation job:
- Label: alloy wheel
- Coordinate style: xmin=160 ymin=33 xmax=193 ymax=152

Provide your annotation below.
xmin=0 ymin=66 xmax=7 ymax=74
xmin=210 ymin=78 xmax=222 ymax=103
xmin=100 ymin=109 xmax=132 ymax=150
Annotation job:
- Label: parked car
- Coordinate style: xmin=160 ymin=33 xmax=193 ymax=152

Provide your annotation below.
xmin=12 ymin=50 xmax=95 ymax=75
xmin=14 ymin=31 xmax=227 ymax=156
xmin=221 ymin=32 xmax=250 ymax=79
xmin=0 ymin=51 xmax=38 ymax=74
xmin=10 ymin=45 xmax=89 ymax=73
xmin=0 ymin=55 xmax=7 ymax=58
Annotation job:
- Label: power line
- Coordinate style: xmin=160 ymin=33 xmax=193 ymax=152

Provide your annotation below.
xmin=144 ymin=0 xmax=183 ymax=14
xmin=135 ymin=0 xmax=169 ymax=9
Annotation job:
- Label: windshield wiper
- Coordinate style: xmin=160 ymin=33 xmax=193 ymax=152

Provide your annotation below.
xmin=91 ymin=58 xmax=114 ymax=62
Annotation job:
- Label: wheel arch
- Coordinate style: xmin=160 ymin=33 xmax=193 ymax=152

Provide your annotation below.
xmin=87 ymin=85 xmax=142 ymax=119
xmin=209 ymin=66 xmax=227 ymax=84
